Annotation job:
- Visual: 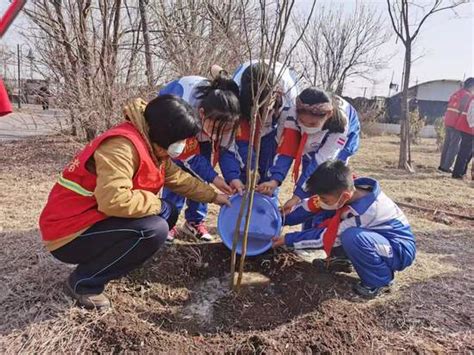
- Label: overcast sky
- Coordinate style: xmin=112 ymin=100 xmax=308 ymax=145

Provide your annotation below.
xmin=1 ymin=0 xmax=473 ymax=98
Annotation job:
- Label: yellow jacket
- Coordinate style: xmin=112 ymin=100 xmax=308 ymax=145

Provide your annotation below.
xmin=46 ymin=136 xmax=217 ymax=251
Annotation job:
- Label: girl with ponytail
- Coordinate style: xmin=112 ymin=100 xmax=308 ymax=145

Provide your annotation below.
xmin=158 ymin=69 xmax=243 ymax=242
xmin=224 ymin=60 xmax=300 ymax=191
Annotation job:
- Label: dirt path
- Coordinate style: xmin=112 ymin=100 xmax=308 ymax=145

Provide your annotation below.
xmin=0 ymin=105 xmax=68 ymax=141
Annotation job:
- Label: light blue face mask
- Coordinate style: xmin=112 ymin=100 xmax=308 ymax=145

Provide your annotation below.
xmin=167 ymin=140 xmax=186 ymax=158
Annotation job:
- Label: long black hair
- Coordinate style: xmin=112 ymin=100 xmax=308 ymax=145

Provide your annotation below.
xmin=195 ymin=73 xmax=240 ymax=146
xmin=239 ymin=62 xmax=275 ymax=122
xmin=145 ymin=94 xmax=201 ymax=148
xmin=298 ymin=87 xmax=347 ymax=133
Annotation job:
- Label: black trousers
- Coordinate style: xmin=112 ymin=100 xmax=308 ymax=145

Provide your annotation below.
xmin=52 ymin=215 xmax=170 ymax=295
xmin=452 ymin=131 xmax=473 ymax=178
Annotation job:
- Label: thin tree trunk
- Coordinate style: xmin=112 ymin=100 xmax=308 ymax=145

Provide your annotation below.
xmin=335 ymin=80 xmax=344 ymax=96
xmin=398 ymin=41 xmax=413 ymax=172
xmin=139 ymin=0 xmax=154 ymax=88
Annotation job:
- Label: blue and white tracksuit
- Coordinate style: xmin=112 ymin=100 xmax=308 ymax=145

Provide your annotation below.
xmin=284 ymin=178 xmax=416 ymax=288
xmin=220 ymin=60 xmax=299 ymax=185
xmin=158 ymin=76 xmax=236 ymax=223
xmin=269 ymin=97 xmax=361 ymax=199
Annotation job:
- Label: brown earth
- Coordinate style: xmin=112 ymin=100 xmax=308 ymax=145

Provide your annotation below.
xmin=0 ymin=135 xmax=473 ymax=353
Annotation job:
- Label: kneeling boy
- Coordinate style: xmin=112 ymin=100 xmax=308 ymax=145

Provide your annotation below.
xmin=273 ymin=160 xmax=416 ymax=298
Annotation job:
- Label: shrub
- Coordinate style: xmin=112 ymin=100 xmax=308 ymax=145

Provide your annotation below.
xmin=357 ymin=101 xmax=385 ymax=137
xmin=409 ymin=108 xmax=425 ymax=145
xmin=434 ymin=117 xmax=445 ymax=152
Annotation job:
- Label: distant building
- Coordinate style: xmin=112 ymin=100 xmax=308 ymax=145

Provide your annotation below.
xmin=386 ymin=79 xmax=462 ymax=124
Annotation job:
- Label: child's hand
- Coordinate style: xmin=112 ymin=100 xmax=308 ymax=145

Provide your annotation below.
xmin=256 ymin=180 xmax=279 ymax=196
xmin=272 ymin=235 xmax=286 ymax=248
xmin=281 ymin=195 xmax=301 ymax=215
xmin=212 ymin=176 xmax=233 ymax=195
xmin=229 ymin=179 xmax=245 ymax=195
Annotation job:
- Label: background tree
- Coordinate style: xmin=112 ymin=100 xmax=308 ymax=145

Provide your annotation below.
xmin=146 ymin=0 xmax=257 ymax=78
xmin=25 ymin=0 xmax=142 ymax=140
xmin=295 ymin=1 xmax=390 ymax=94
xmin=138 ymin=0 xmax=154 ymax=88
xmin=386 ymin=0 xmax=468 ymax=171
xmin=23 ymin=0 xmax=261 ymax=140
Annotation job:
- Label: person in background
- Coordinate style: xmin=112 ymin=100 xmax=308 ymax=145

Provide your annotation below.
xmin=438 ymin=78 xmax=474 ymax=173
xmin=452 ymin=93 xmax=474 ymax=179
xmin=468 ymin=98 xmax=474 ymax=180
xmin=272 ymin=160 xmax=416 ymax=299
xmin=220 ymin=60 xmax=299 ymax=190
xmin=39 ymin=96 xmax=230 ymax=310
xmin=39 ymin=86 xmax=50 ymax=110
xmin=158 ymin=71 xmax=242 ymax=242
xmin=262 ymin=87 xmax=360 ymax=221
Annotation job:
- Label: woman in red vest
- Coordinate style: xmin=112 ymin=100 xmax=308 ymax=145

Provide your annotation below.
xmin=39 ymin=95 xmax=230 ymax=310
xmin=452 ymin=91 xmax=474 ymax=179
xmin=438 ymin=78 xmax=473 ymax=173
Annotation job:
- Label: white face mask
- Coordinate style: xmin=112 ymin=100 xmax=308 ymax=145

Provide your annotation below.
xmin=299 ymin=123 xmax=322 ymax=135
xmin=167 ymin=140 xmax=186 ymax=158
xmin=319 ymin=200 xmax=339 ymax=211
xmin=319 ymin=194 xmax=346 ymax=211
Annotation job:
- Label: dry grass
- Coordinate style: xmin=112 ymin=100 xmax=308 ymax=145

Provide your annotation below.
xmin=0 ymin=134 xmax=473 ymax=353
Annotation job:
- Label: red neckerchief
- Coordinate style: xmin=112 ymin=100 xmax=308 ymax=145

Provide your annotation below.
xmin=212 ymin=141 xmax=219 ymax=167
xmin=292 ymin=132 xmax=308 ymax=182
xmin=237 ymin=118 xmax=264 ymax=146
xmin=317 ymin=205 xmax=350 ymax=259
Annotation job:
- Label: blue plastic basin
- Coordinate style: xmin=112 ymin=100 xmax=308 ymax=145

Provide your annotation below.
xmin=218 ymin=193 xmax=282 ymax=256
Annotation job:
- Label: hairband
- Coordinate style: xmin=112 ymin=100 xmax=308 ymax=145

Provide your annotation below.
xmin=296 ymin=97 xmax=333 ymax=116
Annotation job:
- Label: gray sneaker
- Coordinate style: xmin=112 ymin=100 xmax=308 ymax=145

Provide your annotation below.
xmin=65 ymin=277 xmax=111 ymax=310
xmin=353 ymin=281 xmax=393 ymax=299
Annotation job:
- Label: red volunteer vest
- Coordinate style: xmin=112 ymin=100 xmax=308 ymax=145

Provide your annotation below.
xmin=454 ymin=96 xmax=474 ymax=135
xmin=39 ymin=122 xmax=165 ymax=241
xmin=0 ymin=79 xmax=12 ymax=117
xmin=444 ymin=89 xmax=471 ymax=128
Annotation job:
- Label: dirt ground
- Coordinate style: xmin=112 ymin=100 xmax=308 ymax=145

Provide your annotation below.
xmin=0 ymin=134 xmax=473 ymax=353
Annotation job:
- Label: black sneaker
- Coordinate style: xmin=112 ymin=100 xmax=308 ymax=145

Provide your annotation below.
xmin=352 ymin=281 xmax=393 ymax=299
xmin=438 ymin=166 xmax=452 ymax=173
xmin=313 ymin=256 xmax=353 ymax=273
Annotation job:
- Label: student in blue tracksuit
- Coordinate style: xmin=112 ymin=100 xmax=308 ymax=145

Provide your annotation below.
xmin=159 ymin=74 xmax=242 ymax=241
xmin=219 ymin=60 xmax=299 ymax=189
xmin=272 ymin=160 xmax=416 ymax=298
xmin=257 ymin=88 xmax=360 ymax=217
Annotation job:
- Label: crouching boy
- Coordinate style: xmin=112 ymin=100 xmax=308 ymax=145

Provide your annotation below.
xmin=272 ymin=160 xmax=416 ymax=298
